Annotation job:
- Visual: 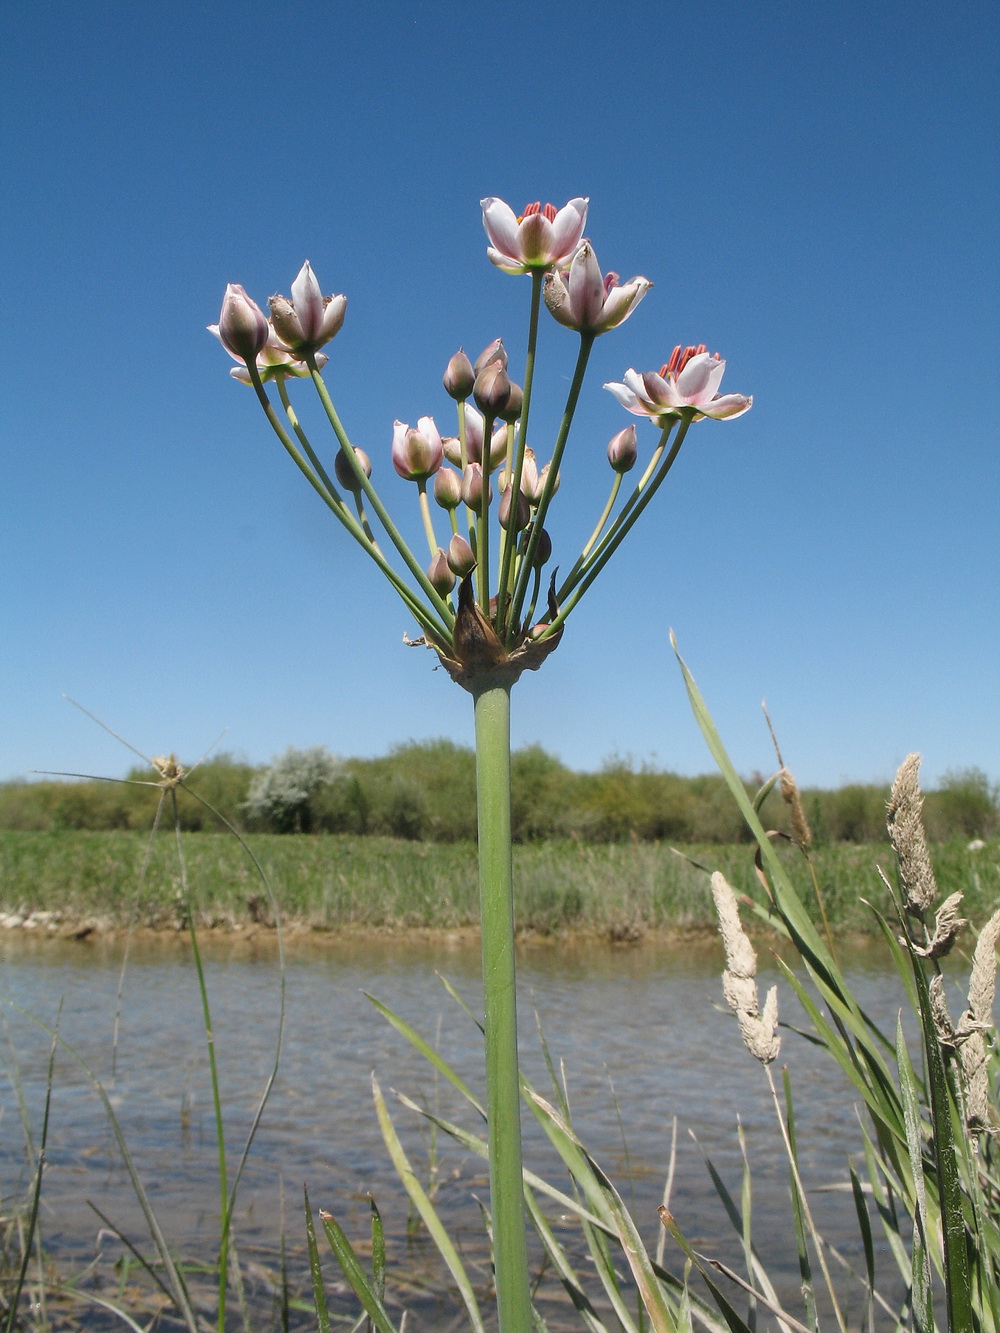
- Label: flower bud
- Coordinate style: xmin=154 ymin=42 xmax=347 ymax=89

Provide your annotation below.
xmin=499 ymin=484 xmax=531 ymax=532
xmin=607 ymin=425 xmax=638 ymax=474
xmin=474 ymin=338 xmax=507 ymax=376
xmin=391 ymin=417 xmax=444 ymax=481
xmin=497 ymin=380 xmax=523 ymax=424
xmin=447 ymin=533 xmax=477 ymax=577
xmin=442 ymin=436 xmax=463 ymax=467
xmin=530 ymin=527 xmax=552 ymax=567
xmin=428 ymin=547 xmax=456 ymax=595
xmin=473 ymin=363 xmax=512 ymax=416
xmin=334 ymin=446 xmax=372 ymax=492
xmin=461 ymin=462 xmax=491 ymax=509
xmin=443 ymin=349 xmax=475 ymax=401
xmin=433 ymin=466 xmax=462 ymax=509
xmin=217 ymin=284 xmax=270 ymax=361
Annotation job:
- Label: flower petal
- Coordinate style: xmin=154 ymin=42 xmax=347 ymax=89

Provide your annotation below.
xmin=676 ymin=352 xmax=725 ymax=405
xmin=567 ymin=242 xmax=606 ymax=329
xmin=549 ymin=197 xmax=588 ymax=259
xmin=700 ymin=393 xmax=753 ymax=420
xmin=604 ymin=380 xmax=645 ymax=413
xmin=481 ymin=198 xmax=521 ymax=261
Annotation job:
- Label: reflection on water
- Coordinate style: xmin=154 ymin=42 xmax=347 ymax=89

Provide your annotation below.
xmin=1 ymin=932 xmax=917 ymax=1328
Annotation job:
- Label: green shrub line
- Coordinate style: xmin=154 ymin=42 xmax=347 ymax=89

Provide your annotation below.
xmin=2 ymin=743 xmax=997 ymax=844
xmin=1 ymin=829 xmax=996 ymax=936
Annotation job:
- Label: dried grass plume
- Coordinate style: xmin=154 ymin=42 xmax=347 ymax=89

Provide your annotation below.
xmin=887 ymin=753 xmax=938 ymax=916
xmin=712 ymin=871 xmax=780 ymax=1064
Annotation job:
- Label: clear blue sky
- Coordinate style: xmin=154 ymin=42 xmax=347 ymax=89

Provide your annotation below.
xmin=2 ymin=0 xmax=997 ymax=790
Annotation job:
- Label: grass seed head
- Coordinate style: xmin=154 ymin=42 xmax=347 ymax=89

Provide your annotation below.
xmin=712 ymin=871 xmax=780 ymax=1064
xmin=887 ymin=753 xmax=938 ymax=916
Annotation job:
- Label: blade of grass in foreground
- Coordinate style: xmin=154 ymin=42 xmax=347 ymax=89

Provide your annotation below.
xmin=372 ymin=1075 xmax=486 ymax=1333
xmin=906 ymin=934 xmax=974 ymax=1332
xmin=1 ymin=1003 xmax=200 ymax=1333
xmin=2 ymin=1023 xmax=57 ymax=1333
xmin=317 ymin=1206 xmax=399 ymax=1333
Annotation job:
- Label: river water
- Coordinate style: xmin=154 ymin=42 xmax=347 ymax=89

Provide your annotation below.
xmin=1 ymin=931 xmax=922 ymax=1329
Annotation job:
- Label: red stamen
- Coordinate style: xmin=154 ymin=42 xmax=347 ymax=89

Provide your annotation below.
xmin=522 ymin=201 xmax=541 ymax=217
xmin=542 ymin=202 xmax=557 ymax=222
xmin=661 ymin=343 xmax=711 ymax=377
xmin=603 ymin=271 xmax=620 ymax=295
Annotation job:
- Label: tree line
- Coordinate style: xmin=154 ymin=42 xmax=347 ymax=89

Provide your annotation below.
xmin=1 ymin=742 xmax=995 ymax=844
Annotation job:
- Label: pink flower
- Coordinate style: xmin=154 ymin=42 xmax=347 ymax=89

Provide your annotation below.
xmin=543 ymin=243 xmax=650 ymax=335
xmin=268 ymin=261 xmax=346 ymax=354
xmin=207 ymin=324 xmax=327 ymax=384
xmin=214 ymin=284 xmax=269 ymax=361
xmin=391 ymin=417 xmax=444 ymax=481
xmin=480 ymin=197 xmax=588 ymax=274
xmin=442 ymin=407 xmax=507 ymax=471
xmin=604 ymin=345 xmax=752 ymax=423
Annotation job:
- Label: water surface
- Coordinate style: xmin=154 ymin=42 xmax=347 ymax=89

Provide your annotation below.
xmin=1 ymin=932 xmax=923 ymax=1328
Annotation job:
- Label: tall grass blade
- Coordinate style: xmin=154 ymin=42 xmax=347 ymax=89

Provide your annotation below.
xmin=3 ymin=1002 xmax=200 ymax=1333
xmin=848 ymin=1164 xmax=876 ymax=1333
xmin=318 ymin=1208 xmax=399 ymax=1333
xmin=657 ymin=1211 xmax=752 ymax=1333
xmin=371 ymin=1075 xmax=486 ymax=1333
xmin=2 ymin=1024 xmax=57 ymax=1333
xmin=364 ymin=992 xmax=485 ymax=1117
xmin=525 ymin=1089 xmax=677 ymax=1333
xmin=304 ymin=1186 xmax=331 ymax=1333
xmin=894 ymin=1015 xmax=933 ymax=1330
xmin=781 ymin=1070 xmax=816 ymax=1332
xmin=522 ymin=1187 xmax=611 ymax=1333
xmin=906 ymin=938 xmax=975 ymax=1332
xmin=392 ymin=1087 xmax=608 ymax=1230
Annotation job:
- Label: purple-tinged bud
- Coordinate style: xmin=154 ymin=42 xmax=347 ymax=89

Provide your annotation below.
xmin=391 ymin=417 xmax=444 ymax=481
xmin=473 ymin=363 xmax=512 ymax=416
xmin=461 ymin=462 xmax=491 ymax=509
xmin=537 ymin=461 xmax=560 ymax=498
xmin=217 ymin=284 xmax=270 ymax=362
xmin=433 ymin=466 xmax=462 ymax=509
xmin=499 ymin=484 xmax=530 ymax=532
xmin=443 ymin=349 xmax=475 ymax=401
xmin=334 ymin=446 xmax=372 ymax=492
xmin=474 ymin=338 xmax=507 ymax=376
xmin=268 ymin=262 xmax=347 ymax=354
xmin=428 ymin=547 xmax=456 ymax=595
xmin=447 ymin=533 xmax=477 ymax=577
xmin=607 ymin=425 xmax=638 ymax=474
xmin=530 ymin=527 xmax=552 ymax=567
xmin=497 ymin=380 xmax=523 ymax=424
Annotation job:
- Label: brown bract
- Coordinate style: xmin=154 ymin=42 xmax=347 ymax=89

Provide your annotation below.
xmin=408 ymin=577 xmax=562 ymax=693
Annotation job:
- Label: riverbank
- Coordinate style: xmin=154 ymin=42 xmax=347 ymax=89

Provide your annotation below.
xmin=2 ymin=829 xmax=996 ymax=939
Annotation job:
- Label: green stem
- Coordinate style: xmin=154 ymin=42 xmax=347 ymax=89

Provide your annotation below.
xmin=497 ymin=271 xmax=543 ymax=634
xmin=508 ymin=333 xmax=594 ymax=634
xmin=306 ymin=360 xmax=456 ymax=628
xmin=249 ymin=366 xmax=451 ymax=643
xmin=547 ymin=416 xmax=691 ymax=635
xmin=417 ymin=483 xmax=438 ymax=560
xmin=171 ymin=793 xmax=229 ymax=1332
xmin=473 ymin=682 xmax=532 ymax=1333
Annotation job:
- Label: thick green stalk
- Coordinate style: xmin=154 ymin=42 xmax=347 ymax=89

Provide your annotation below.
xmin=473 ymin=682 xmax=532 ymax=1332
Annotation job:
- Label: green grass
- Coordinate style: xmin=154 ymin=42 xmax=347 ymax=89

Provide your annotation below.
xmin=1 ymin=829 xmax=996 ymax=936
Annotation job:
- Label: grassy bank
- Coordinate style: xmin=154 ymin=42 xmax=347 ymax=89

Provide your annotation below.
xmin=2 ymin=829 xmax=997 ymax=937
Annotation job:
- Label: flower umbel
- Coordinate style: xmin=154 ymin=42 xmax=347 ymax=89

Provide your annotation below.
xmin=481 ymin=197 xmax=588 ymax=274
xmin=605 ymin=345 xmax=752 ymax=424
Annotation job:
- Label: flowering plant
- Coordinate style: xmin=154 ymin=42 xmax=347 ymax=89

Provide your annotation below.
xmin=211 ymin=195 xmax=751 ymax=1331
